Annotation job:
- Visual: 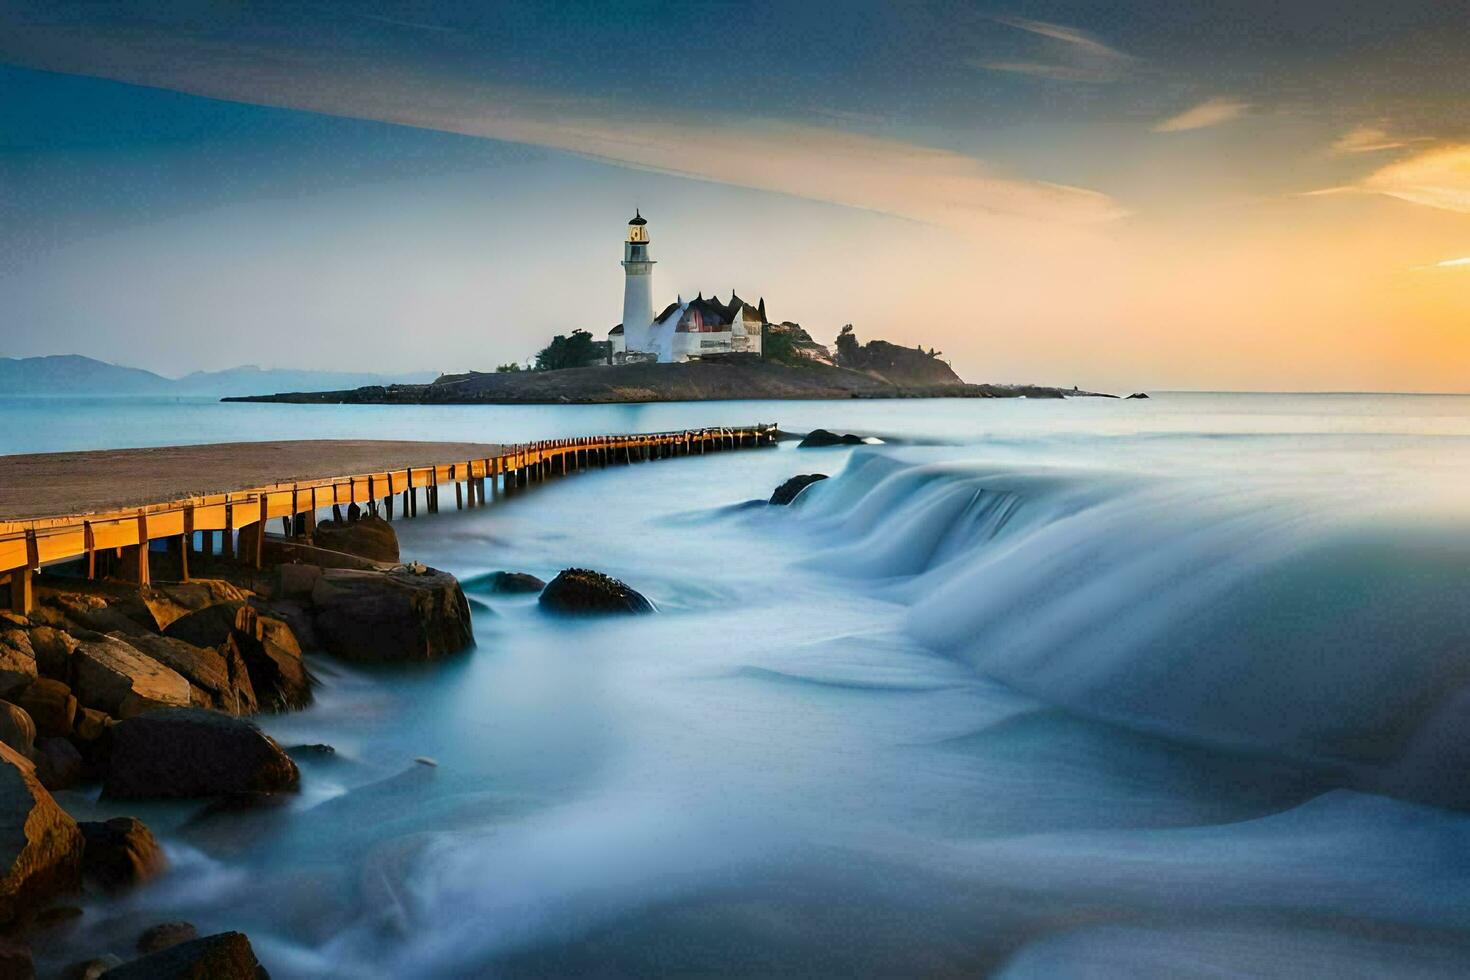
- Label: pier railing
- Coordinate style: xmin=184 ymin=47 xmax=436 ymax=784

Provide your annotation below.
xmin=0 ymin=423 xmax=777 ymax=607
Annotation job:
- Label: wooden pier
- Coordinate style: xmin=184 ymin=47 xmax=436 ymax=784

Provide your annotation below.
xmin=0 ymin=424 xmax=777 ymax=613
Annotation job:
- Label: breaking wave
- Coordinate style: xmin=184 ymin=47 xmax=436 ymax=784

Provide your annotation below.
xmin=789 ymin=448 xmax=1470 ymax=808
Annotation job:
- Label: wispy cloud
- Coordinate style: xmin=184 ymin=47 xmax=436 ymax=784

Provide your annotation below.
xmin=1153 ymin=98 xmax=1249 ymax=133
xmin=978 ymin=16 xmax=1134 ymax=84
xmin=1330 ymin=125 xmax=1429 ymax=155
xmin=0 ymin=26 xmax=1124 ymax=231
xmin=1358 ymin=144 xmax=1470 ymax=213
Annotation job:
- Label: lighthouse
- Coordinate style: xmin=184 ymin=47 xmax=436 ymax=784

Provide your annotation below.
xmin=620 ymin=210 xmax=655 ymax=353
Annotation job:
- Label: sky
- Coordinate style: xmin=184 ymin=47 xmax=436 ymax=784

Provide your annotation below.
xmin=0 ymin=1 xmax=1467 ymax=392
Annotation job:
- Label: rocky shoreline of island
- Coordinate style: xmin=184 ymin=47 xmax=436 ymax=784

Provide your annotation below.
xmin=223 ymin=359 xmax=1118 ymax=405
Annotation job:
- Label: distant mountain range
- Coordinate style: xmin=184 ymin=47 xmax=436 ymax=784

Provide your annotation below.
xmin=0 ymin=355 xmax=438 ymax=397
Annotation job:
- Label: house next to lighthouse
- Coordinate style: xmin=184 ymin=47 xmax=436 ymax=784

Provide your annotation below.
xmin=609 ymin=211 xmax=765 ymax=364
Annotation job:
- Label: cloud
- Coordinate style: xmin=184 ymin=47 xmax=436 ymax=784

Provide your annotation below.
xmin=1436 ymin=256 xmax=1470 ymax=267
xmin=0 ymin=21 xmax=1125 ymax=232
xmin=979 ymin=16 xmax=1134 ymax=84
xmin=1330 ymin=125 xmax=1422 ymax=155
xmin=1153 ymin=98 xmax=1249 ymax=133
xmin=1357 ymin=144 xmax=1470 ymax=213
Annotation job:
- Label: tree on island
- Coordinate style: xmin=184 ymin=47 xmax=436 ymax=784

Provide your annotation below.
xmin=835 ymin=325 xmax=861 ymax=364
xmin=495 ymin=362 xmax=525 ymax=373
xmin=534 ymin=329 xmax=600 ymax=371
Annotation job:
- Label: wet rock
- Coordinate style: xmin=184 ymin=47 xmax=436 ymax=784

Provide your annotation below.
xmin=797 ymin=428 xmax=865 ymax=448
xmin=0 ymin=632 xmax=37 ymax=698
xmin=70 ymin=636 xmax=190 ymax=719
xmin=538 ymin=569 xmax=654 ymax=616
xmin=34 ymin=738 xmax=83 ymax=792
xmin=466 ymin=571 xmax=546 ymax=595
xmin=137 ymin=581 xmax=252 ymax=632
xmin=25 ymin=627 xmax=77 ymax=681
xmin=138 ymin=921 xmax=198 ymax=955
xmin=0 ymin=742 xmax=83 ymax=925
xmin=122 ymin=633 xmax=258 ymax=717
xmin=104 ymin=930 xmax=267 ymax=980
xmin=310 ymin=566 xmax=472 ymax=663
xmin=78 ymin=816 xmax=165 ymax=892
xmin=104 ymin=707 xmax=299 ymax=800
xmin=13 ymin=679 xmax=76 ymax=738
xmin=769 ymin=473 xmax=829 ymax=505
xmin=313 ymin=515 xmax=400 ymax=563
xmin=0 ymin=703 xmax=35 ymax=758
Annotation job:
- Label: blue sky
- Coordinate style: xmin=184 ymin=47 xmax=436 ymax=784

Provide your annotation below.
xmin=1 ymin=2 xmax=1467 ymax=389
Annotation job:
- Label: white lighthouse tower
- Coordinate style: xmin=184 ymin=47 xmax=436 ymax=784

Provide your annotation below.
xmin=620 ymin=210 xmax=655 ymax=353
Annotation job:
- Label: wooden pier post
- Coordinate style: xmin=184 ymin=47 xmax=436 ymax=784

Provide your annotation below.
xmin=7 ymin=567 xmax=31 ymax=616
xmin=223 ymin=503 xmax=236 ymax=559
xmin=254 ymin=498 xmax=265 ymax=569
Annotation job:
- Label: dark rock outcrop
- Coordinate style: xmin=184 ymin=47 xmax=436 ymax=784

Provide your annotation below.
xmin=1127 ymin=392 xmax=1150 ymax=399
xmin=103 ymin=931 xmax=268 ymax=980
xmin=309 ymin=566 xmax=472 ymax=663
xmin=770 ymin=474 xmax=829 ymax=505
xmin=78 ymin=816 xmax=166 ymax=892
xmin=312 ymin=515 xmax=399 ymax=563
xmin=465 ymin=571 xmax=546 ymax=595
xmin=103 ymin=707 xmax=299 ymax=800
xmin=797 ymin=429 xmax=865 ymax=448
xmin=538 ymin=569 xmax=654 ymax=616
xmin=0 ymin=742 xmax=83 ymax=925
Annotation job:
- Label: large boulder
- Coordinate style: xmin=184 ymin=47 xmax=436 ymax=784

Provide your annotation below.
xmin=0 ymin=703 xmax=35 ymax=758
xmin=310 ymin=566 xmax=472 ymax=663
xmin=769 ymin=473 xmax=828 ymax=505
xmin=164 ymin=604 xmax=308 ymax=712
xmin=103 ymin=707 xmax=299 ymax=800
xmin=313 ymin=515 xmax=399 ymax=563
xmin=0 ymin=631 xmax=37 ymax=698
xmin=79 ymin=816 xmax=166 ymax=892
xmin=538 ymin=569 xmax=654 ymax=616
xmin=71 ymin=636 xmax=191 ymax=718
xmin=122 ymin=633 xmax=259 ymax=716
xmin=0 ymin=741 xmax=83 ymax=925
xmin=13 ymin=679 xmax=76 ymax=738
xmin=797 ymin=428 xmax=865 ymax=448
xmin=104 ymin=930 xmax=268 ymax=980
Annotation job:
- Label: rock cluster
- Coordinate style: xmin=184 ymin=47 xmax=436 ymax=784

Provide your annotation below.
xmin=0 ymin=514 xmax=478 ymax=974
xmin=797 ymin=428 xmax=866 ymax=448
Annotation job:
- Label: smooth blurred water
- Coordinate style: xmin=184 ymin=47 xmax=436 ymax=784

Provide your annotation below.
xmin=13 ymin=393 xmax=1470 ymax=978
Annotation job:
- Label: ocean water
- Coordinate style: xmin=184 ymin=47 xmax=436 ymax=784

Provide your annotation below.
xmin=10 ymin=392 xmax=1470 ymax=977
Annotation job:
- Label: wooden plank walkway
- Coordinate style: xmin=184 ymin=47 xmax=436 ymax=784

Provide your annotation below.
xmin=0 ymin=424 xmax=777 ymax=610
